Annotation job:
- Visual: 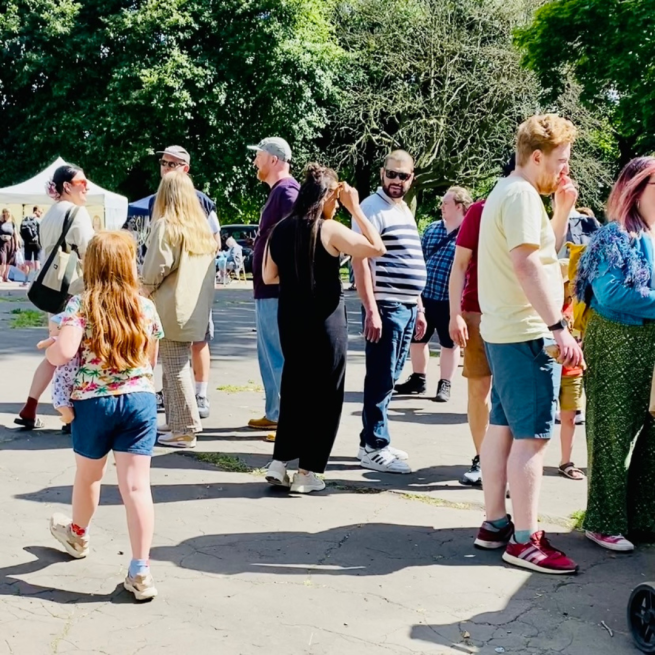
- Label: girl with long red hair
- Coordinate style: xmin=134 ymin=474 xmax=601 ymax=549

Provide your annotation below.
xmin=44 ymin=231 xmax=164 ymax=600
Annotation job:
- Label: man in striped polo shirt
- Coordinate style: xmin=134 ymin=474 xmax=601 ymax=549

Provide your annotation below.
xmin=352 ymin=150 xmax=427 ymax=474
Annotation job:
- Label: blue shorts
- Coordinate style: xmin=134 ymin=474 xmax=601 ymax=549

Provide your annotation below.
xmin=484 ymin=337 xmax=561 ymax=439
xmin=71 ymin=392 xmax=157 ymax=459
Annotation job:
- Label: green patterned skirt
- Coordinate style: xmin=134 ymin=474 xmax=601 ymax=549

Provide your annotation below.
xmin=583 ymin=311 xmax=655 ymax=535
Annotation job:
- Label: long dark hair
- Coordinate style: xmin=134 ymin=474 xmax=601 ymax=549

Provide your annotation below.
xmin=280 ymin=163 xmax=338 ymax=289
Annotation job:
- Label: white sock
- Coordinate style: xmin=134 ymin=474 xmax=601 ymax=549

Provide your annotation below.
xmin=196 ymin=381 xmax=208 ymax=397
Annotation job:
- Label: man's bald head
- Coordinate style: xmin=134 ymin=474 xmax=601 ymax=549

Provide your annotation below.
xmin=384 ymin=150 xmax=414 ymax=170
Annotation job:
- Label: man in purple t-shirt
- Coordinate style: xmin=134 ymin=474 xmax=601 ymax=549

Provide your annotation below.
xmin=246 ymin=137 xmax=299 ymax=437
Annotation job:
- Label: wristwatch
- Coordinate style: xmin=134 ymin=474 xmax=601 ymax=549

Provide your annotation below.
xmin=548 ymin=318 xmax=568 ymax=332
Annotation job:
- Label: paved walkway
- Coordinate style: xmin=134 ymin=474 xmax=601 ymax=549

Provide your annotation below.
xmin=0 ymin=286 xmax=650 ymax=654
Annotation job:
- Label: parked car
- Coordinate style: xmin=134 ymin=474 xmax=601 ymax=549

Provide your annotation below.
xmin=220 ymin=224 xmax=258 ymax=273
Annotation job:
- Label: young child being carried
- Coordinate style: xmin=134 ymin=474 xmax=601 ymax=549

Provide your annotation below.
xmin=37 ymin=314 xmax=79 ymax=425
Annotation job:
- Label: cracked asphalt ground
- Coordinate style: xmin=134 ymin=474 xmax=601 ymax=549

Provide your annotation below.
xmin=0 ymin=285 xmax=652 ymax=654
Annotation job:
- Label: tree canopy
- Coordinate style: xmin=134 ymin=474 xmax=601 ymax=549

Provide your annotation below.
xmin=515 ymin=0 xmax=655 ymax=164
xmin=0 ymin=0 xmax=625 ymax=219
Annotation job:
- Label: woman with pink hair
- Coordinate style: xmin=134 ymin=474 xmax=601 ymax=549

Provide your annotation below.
xmin=576 ymin=156 xmax=655 ymax=552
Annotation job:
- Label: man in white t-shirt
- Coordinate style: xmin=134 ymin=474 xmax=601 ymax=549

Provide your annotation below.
xmin=352 ymin=150 xmax=427 ymax=474
xmin=474 ymin=115 xmax=583 ymax=575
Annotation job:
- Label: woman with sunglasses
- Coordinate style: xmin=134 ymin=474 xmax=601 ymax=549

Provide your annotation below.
xmin=262 ymin=163 xmax=386 ymax=493
xmin=15 ymin=165 xmax=95 ymax=430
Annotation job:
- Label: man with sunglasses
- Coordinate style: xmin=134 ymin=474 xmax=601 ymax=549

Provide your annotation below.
xmin=148 ymin=146 xmax=221 ymax=421
xmin=352 ymin=150 xmax=427 ymax=474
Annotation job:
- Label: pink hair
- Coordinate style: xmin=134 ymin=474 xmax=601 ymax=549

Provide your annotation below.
xmin=607 ymin=156 xmax=655 ymax=233
xmin=45 ymin=180 xmax=60 ymax=200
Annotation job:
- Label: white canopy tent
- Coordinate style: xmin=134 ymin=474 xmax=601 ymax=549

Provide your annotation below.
xmin=0 ymin=157 xmax=128 ymax=230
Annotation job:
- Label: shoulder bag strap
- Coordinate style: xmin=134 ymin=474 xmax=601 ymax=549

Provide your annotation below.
xmin=34 ymin=207 xmax=80 ymax=285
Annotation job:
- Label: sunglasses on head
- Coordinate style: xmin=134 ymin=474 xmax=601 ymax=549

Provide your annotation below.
xmin=384 ymin=170 xmax=412 ymax=181
xmin=159 ymin=159 xmax=185 ymax=169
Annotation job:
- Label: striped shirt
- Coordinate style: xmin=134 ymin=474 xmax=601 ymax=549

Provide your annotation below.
xmin=354 ymin=188 xmax=426 ymax=304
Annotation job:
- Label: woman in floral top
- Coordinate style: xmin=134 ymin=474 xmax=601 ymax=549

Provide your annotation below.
xmin=45 ymin=231 xmax=164 ymax=601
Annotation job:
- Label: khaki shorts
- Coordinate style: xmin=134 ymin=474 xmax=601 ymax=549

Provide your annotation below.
xmin=560 ymin=374 xmax=584 ymax=411
xmin=462 ymin=311 xmax=491 ymax=379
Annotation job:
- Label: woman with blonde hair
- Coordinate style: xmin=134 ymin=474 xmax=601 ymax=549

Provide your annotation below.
xmin=0 ymin=208 xmax=20 ymax=282
xmin=142 ymin=171 xmax=217 ymax=449
xmin=45 ymin=231 xmax=164 ymax=600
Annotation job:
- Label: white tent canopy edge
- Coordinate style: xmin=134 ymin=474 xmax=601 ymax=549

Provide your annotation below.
xmin=0 ymin=157 xmax=128 ymax=230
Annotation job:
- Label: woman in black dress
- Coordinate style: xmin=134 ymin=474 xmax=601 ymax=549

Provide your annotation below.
xmin=263 ymin=164 xmax=386 ymax=493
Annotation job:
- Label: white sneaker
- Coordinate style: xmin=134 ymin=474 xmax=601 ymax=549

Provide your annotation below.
xmin=360 ymin=447 xmax=411 ymax=474
xmin=575 ymin=411 xmax=586 ymax=425
xmin=157 ymin=432 xmax=197 ymax=449
xmin=585 ymin=531 xmax=635 ymax=552
xmin=357 ymin=445 xmax=408 ymax=461
xmin=265 ymin=460 xmax=290 ymax=488
xmin=290 ymin=471 xmax=326 ymax=494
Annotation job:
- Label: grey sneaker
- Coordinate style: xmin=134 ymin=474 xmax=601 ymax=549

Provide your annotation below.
xmin=124 ymin=572 xmax=158 ymax=601
xmin=434 ymin=379 xmax=452 ymax=403
xmin=49 ymin=513 xmax=89 ymax=559
xmin=196 ymin=395 xmax=210 ymax=419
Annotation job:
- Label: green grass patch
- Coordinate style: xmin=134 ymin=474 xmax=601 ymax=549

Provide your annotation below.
xmin=217 ymin=380 xmax=264 ymax=393
xmin=193 ymin=452 xmax=253 ymax=473
xmin=429 ymin=349 xmax=441 ymax=358
xmin=9 ymin=308 xmax=48 ymax=328
xmin=0 ymin=295 xmax=28 ymax=302
xmin=569 ymin=509 xmax=586 ymax=530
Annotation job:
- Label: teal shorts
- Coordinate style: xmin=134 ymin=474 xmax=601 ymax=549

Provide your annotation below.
xmin=484 ymin=337 xmax=561 ymax=439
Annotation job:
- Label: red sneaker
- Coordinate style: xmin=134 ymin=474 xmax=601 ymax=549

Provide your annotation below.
xmin=474 ymin=517 xmax=514 ymax=549
xmin=502 ymin=531 xmax=578 ymax=575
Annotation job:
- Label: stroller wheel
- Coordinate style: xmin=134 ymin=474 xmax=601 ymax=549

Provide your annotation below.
xmin=629 ymin=583 xmax=655 ymax=653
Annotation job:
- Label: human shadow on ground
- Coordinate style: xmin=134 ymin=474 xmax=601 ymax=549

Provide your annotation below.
xmin=349 ymin=406 xmax=468 ymax=426
xmin=146 ymin=523 xmax=641 ymax=653
xmin=0 ymin=546 xmax=138 ymax=605
xmin=0 ymin=429 xmax=70 ymax=450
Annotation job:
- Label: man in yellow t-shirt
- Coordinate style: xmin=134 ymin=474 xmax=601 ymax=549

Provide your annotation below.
xmin=473 ymin=114 xmax=584 ymax=576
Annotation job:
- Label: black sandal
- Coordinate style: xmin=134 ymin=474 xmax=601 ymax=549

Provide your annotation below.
xmin=558 ymin=462 xmax=585 ymax=480
xmin=14 ymin=416 xmax=45 ymax=430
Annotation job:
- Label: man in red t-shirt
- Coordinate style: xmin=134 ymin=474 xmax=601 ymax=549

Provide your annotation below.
xmin=448 ymin=200 xmax=489 ymax=486
xmin=448 ymin=156 xmax=515 ymax=487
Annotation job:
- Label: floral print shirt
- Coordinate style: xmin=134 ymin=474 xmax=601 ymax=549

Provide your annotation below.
xmin=61 ymin=295 xmax=164 ymax=401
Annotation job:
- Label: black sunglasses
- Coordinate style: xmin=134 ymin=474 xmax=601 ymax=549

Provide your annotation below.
xmin=159 ymin=159 xmax=185 ymax=169
xmin=384 ymin=169 xmax=412 ymax=181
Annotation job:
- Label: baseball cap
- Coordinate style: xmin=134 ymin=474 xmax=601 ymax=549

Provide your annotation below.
xmin=156 ymin=145 xmax=191 ymax=165
xmin=247 ymin=137 xmax=292 ymax=163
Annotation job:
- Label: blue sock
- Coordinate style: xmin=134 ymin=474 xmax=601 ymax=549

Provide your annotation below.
xmin=514 ymin=530 xmax=532 ymax=544
xmin=488 ymin=516 xmax=510 ymax=530
xmin=128 ymin=558 xmax=149 ymax=578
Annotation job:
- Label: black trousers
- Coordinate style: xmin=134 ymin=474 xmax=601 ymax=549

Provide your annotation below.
xmin=273 ymin=300 xmax=347 ymax=472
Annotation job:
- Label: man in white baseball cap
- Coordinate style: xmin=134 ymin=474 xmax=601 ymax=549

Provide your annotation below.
xmin=246 ymin=136 xmax=298 ymax=440
xmin=247 ymin=137 xmax=292 ymax=163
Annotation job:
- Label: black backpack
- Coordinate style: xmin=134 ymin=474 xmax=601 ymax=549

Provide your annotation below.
xmin=20 ymin=217 xmax=39 ymax=246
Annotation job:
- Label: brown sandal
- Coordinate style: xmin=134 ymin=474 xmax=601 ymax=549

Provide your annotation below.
xmin=558 ymin=462 xmax=585 ymax=481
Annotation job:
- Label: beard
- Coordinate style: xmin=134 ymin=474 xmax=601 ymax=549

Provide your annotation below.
xmin=383 ymin=181 xmax=407 ymax=199
xmin=256 ymin=167 xmax=268 ymax=182
xmin=536 ymin=171 xmax=560 ymax=196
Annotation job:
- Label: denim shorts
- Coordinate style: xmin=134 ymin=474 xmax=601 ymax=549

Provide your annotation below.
xmin=484 ymin=337 xmax=561 ymax=439
xmin=71 ymin=392 xmax=158 ymax=459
